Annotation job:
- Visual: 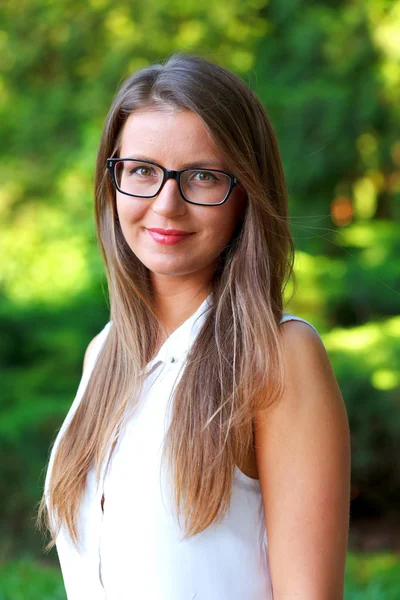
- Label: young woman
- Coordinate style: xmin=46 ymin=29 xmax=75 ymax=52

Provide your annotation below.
xmin=38 ymin=53 xmax=351 ymax=599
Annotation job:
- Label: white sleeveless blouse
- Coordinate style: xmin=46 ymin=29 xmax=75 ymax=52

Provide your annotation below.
xmin=44 ymin=295 xmax=320 ymax=599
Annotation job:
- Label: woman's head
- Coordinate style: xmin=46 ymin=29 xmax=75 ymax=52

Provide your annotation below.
xmin=95 ymin=52 xmax=290 ymax=300
xmin=111 ymin=107 xmax=247 ymax=287
xmin=39 ymin=53 xmax=295 ymax=551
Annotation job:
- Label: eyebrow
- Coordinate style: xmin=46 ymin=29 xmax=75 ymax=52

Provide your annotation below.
xmin=122 ymin=153 xmax=226 ymax=170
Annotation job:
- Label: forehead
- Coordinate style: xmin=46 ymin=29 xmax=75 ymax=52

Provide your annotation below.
xmin=119 ymin=108 xmax=223 ymax=163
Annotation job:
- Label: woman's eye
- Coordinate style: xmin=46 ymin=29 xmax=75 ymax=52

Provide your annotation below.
xmin=192 ymin=171 xmax=218 ymax=182
xmin=131 ymin=166 xmax=154 ymax=176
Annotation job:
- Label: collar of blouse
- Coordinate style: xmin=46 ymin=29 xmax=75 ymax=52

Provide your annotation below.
xmin=143 ymin=293 xmax=213 ymax=375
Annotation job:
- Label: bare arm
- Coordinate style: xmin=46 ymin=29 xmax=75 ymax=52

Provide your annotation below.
xmin=254 ymin=321 xmax=351 ymax=599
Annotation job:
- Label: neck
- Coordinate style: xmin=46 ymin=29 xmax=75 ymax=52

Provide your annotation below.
xmin=150 ymin=275 xmax=212 ymax=335
xmin=156 ymin=288 xmax=211 ymax=335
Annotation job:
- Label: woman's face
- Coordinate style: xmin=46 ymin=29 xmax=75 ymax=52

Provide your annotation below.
xmin=115 ymin=107 xmax=246 ymax=285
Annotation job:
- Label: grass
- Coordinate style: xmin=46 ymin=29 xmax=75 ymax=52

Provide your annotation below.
xmin=0 ymin=559 xmax=66 ymax=600
xmin=344 ymin=552 xmax=400 ymax=599
xmin=0 ymin=552 xmax=399 ymax=599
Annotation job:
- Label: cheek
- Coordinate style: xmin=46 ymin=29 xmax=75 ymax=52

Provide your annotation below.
xmin=200 ymin=205 xmax=242 ymax=250
xmin=116 ymin=195 xmax=148 ymax=226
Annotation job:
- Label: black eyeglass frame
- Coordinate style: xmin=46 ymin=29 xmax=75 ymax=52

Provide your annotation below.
xmin=106 ymin=157 xmax=239 ymax=206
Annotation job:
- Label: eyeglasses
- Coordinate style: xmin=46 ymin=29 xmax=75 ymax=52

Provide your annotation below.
xmin=106 ymin=158 xmax=239 ymax=206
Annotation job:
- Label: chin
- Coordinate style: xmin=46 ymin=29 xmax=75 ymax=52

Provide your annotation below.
xmin=140 ymin=259 xmax=189 ymax=276
xmin=143 ymin=258 xmax=208 ymax=277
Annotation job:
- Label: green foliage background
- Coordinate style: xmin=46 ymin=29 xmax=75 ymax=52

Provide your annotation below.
xmin=0 ymin=0 xmax=399 ymax=586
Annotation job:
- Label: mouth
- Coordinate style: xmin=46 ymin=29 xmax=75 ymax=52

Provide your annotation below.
xmin=147 ymin=228 xmax=193 ymax=235
xmin=146 ymin=228 xmax=194 ymax=245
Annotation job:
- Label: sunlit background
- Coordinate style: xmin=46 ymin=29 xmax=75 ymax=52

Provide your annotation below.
xmin=1 ymin=0 xmax=399 ymax=597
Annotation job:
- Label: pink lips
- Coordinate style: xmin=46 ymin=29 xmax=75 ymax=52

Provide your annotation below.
xmin=146 ymin=228 xmax=194 ymax=245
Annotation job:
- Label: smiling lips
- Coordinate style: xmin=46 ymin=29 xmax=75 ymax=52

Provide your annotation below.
xmin=146 ymin=228 xmax=194 ymax=245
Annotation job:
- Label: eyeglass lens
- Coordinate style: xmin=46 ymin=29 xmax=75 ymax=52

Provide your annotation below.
xmin=114 ymin=160 xmax=231 ymax=205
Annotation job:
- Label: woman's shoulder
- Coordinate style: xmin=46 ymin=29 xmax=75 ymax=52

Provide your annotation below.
xmin=278 ymin=313 xmax=329 ymax=378
xmin=83 ymin=320 xmax=112 ymax=373
xmin=280 ymin=311 xmax=320 ymax=337
xmin=70 ymin=320 xmax=112 ymax=409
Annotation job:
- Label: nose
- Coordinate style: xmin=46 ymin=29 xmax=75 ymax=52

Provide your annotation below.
xmin=151 ymin=177 xmax=187 ymax=217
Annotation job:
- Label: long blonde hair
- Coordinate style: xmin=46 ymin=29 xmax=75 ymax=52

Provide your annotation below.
xmin=37 ymin=52 xmax=296 ymax=550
